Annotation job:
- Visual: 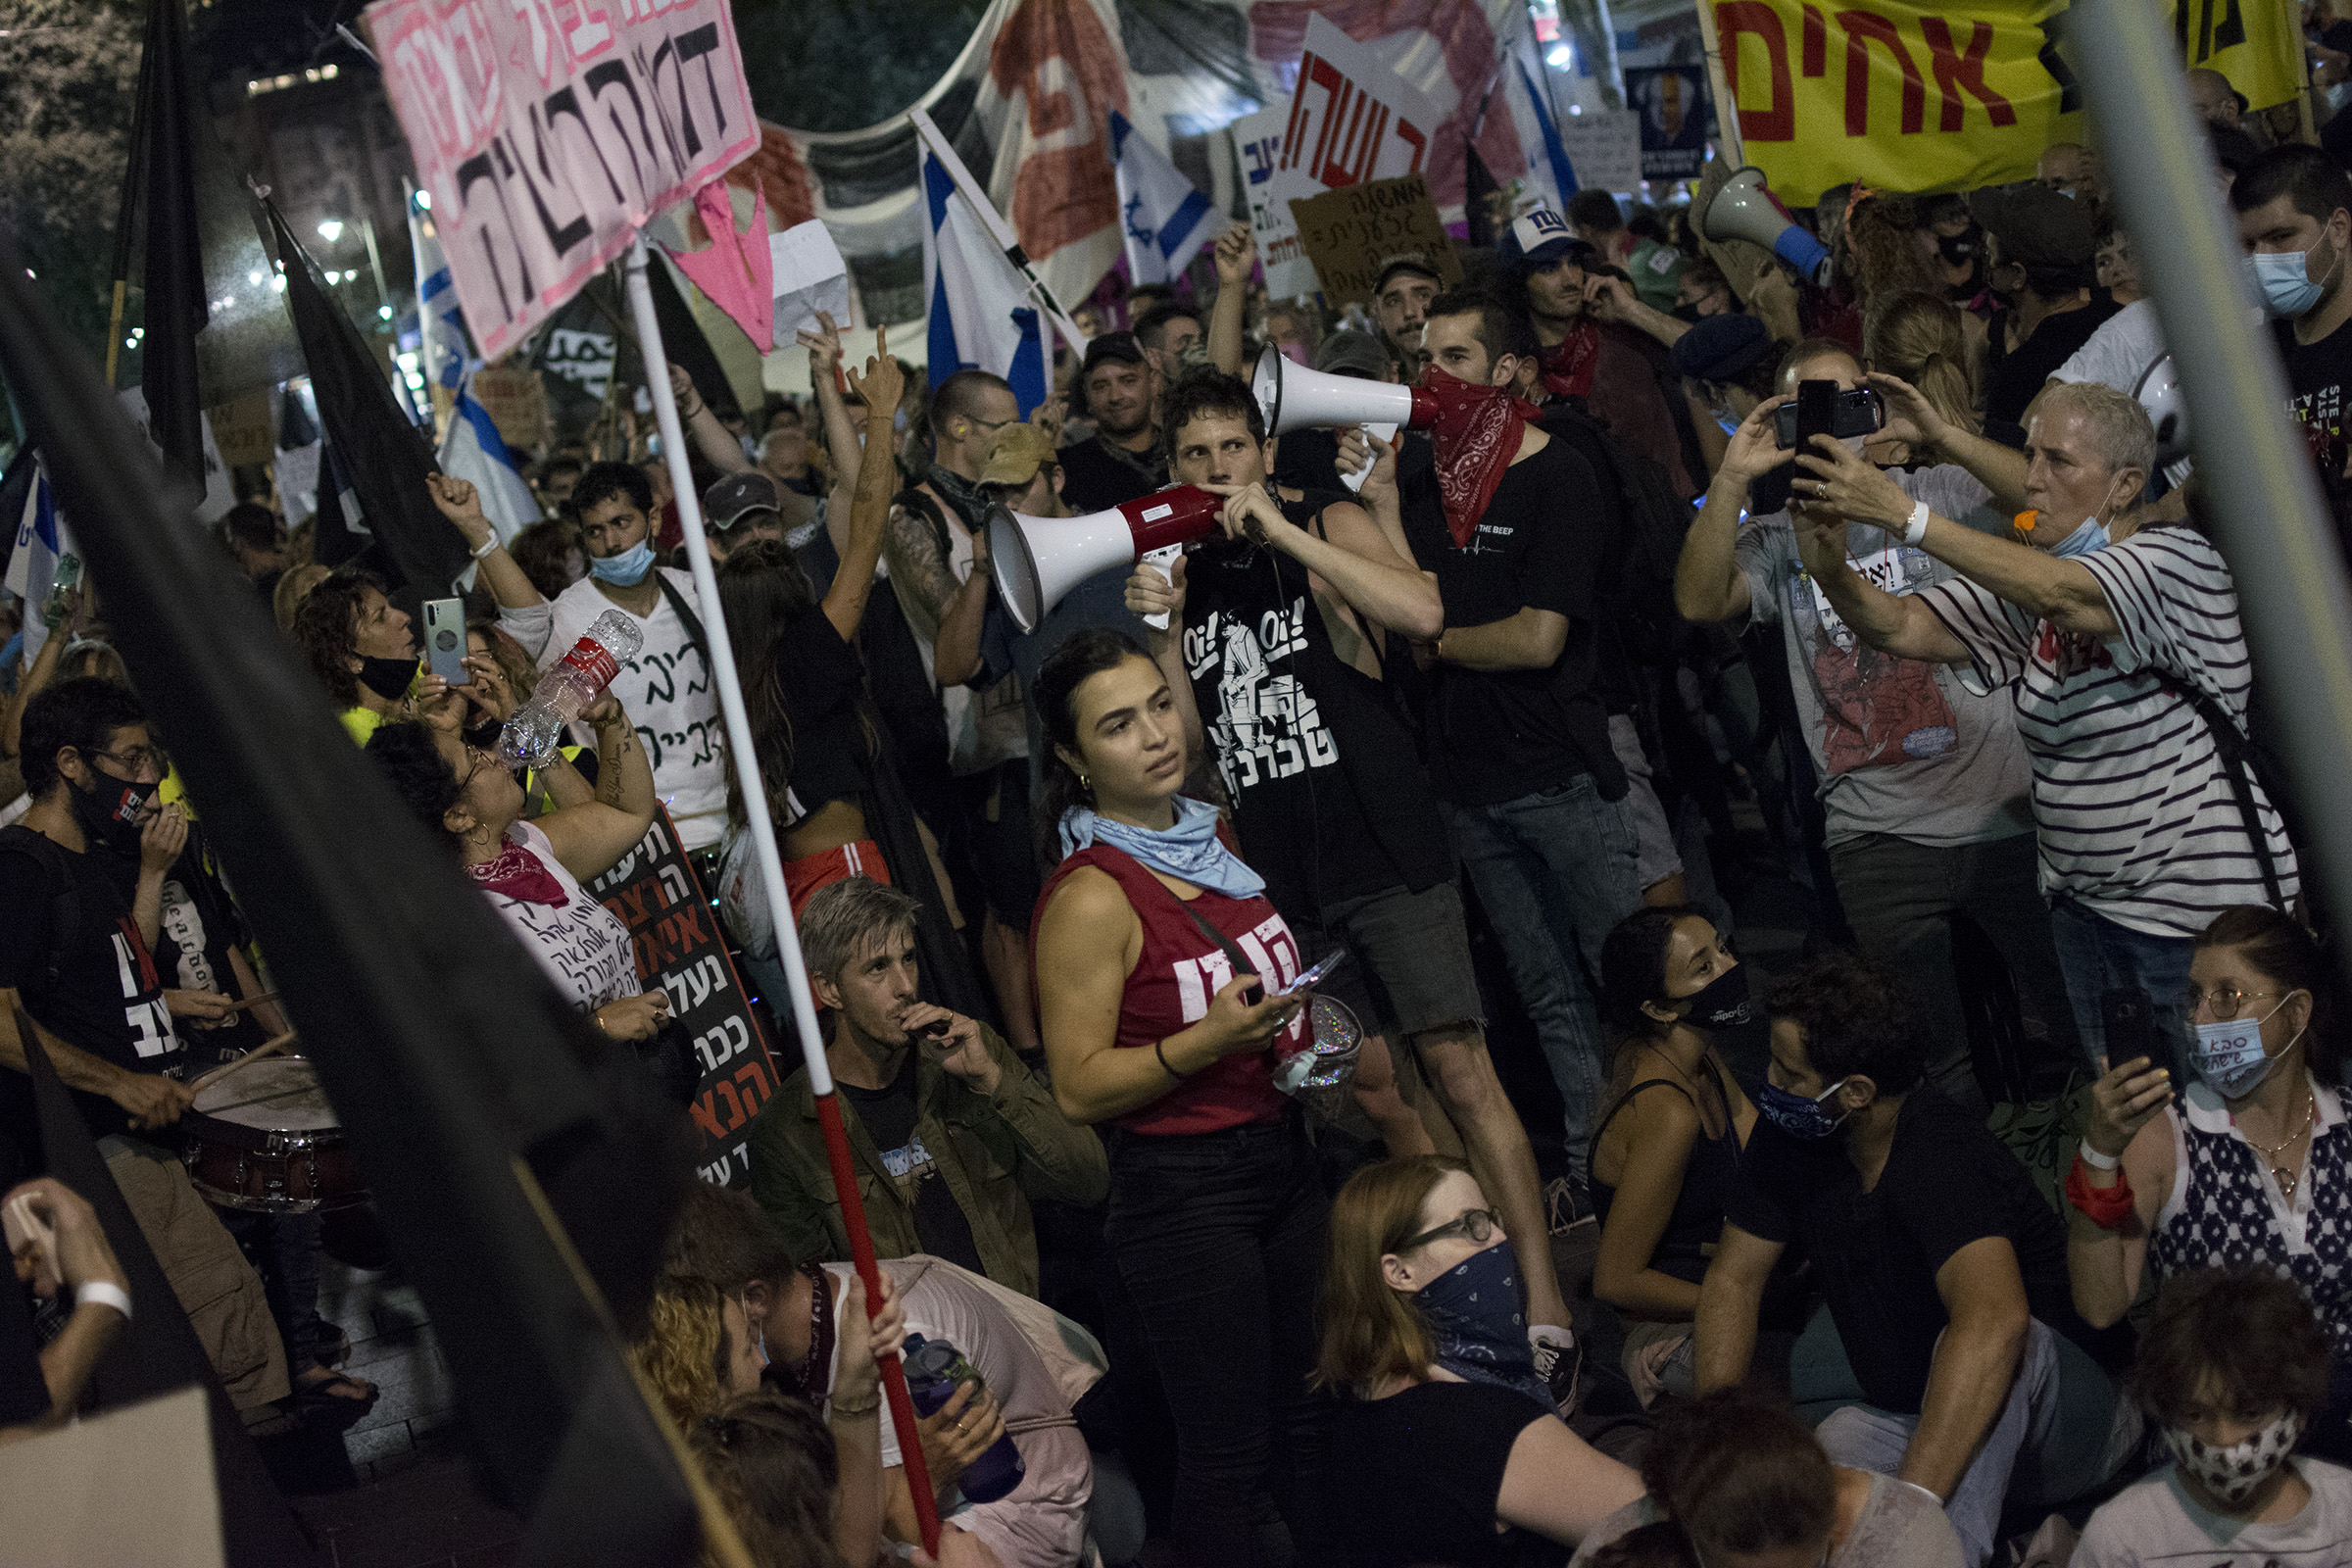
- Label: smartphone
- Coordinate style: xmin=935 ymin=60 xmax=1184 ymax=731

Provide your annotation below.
xmin=1776 ymin=383 xmax=1884 ymax=449
xmin=422 ymin=597 xmax=467 ymax=684
xmin=3 ymin=1192 xmax=59 ymax=1295
xmin=1273 ymin=949 xmax=1349 ymax=1000
xmin=2100 ymin=986 xmax=2177 ymax=1080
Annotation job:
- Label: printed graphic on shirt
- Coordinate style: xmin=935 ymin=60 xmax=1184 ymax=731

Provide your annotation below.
xmin=878 ymin=1132 xmax=944 ymax=1200
xmin=2288 ymin=375 xmax=2348 ymax=501
xmin=1184 ymin=595 xmax=1340 ymax=798
xmin=1167 ymin=912 xmax=1307 ymax=1054
xmin=159 ymin=877 xmax=220 ymax=995
xmin=1788 ymin=541 xmax=1958 ymax=775
xmin=110 ymin=919 xmax=177 ymax=1059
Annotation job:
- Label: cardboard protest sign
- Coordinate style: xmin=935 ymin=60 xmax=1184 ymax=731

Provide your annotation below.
xmin=207 ymin=388 xmax=276 ymax=468
xmin=468 ymin=362 xmax=548 ymax=454
xmin=1288 ymin=173 xmax=1459 ymax=308
xmin=1234 ymin=103 xmax=1312 ymax=298
xmin=1560 ymin=110 xmax=1643 ymax=195
xmin=365 ymin=0 xmax=761 ymax=360
xmin=584 ymin=808 xmax=780 ymax=1188
xmin=1627 ymin=66 xmax=1711 ymax=181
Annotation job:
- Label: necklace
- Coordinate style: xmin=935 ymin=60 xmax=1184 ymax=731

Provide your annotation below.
xmin=2239 ymin=1088 xmax=2317 ymax=1203
xmin=796 ymin=1262 xmax=834 ymax=1402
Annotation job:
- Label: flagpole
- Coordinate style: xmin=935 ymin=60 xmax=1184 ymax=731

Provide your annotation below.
xmin=909 ymin=108 xmax=1090 ymax=358
xmin=622 ymin=236 xmax=946 ymax=1558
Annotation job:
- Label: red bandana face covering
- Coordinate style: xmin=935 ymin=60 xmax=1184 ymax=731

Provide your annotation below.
xmin=1421 ymin=365 xmax=1542 ymax=549
xmin=467 ymin=839 xmax=569 ymax=906
xmin=1538 ymin=321 xmax=1601 ymax=400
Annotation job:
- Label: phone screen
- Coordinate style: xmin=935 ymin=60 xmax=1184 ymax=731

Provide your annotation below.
xmin=1275 ymin=950 xmax=1348 ymax=999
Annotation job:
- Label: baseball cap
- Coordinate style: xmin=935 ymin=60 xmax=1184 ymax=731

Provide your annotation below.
xmin=704 ymin=470 xmax=815 ymax=536
xmin=1967 ymin=184 xmax=2094 ymax=271
xmin=1373 ymin=254 xmax=1445 ymax=298
xmin=1080 ymin=330 xmax=1148 ymax=377
xmin=1499 ymin=208 xmax=1581 ymax=267
xmin=979 ymin=421 xmax=1059 ymax=488
xmin=1314 ymin=329 xmax=1392 ymax=379
xmin=1671 ymin=313 xmax=1773 ymax=385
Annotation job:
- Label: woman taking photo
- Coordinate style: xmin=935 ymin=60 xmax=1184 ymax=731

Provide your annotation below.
xmin=1029 ymin=627 xmax=1317 ymax=1568
xmin=2068 ymin=905 xmax=2352 ymax=1461
xmin=1319 ymin=1155 xmax=1642 ymax=1566
xmin=1589 ymin=907 xmax=1757 ymax=1405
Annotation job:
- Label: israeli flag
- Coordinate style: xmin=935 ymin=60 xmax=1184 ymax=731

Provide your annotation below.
xmin=4 ymin=459 xmax=75 ymax=666
xmin=439 ymin=375 xmax=542 ymax=546
xmin=409 ymin=193 xmax=468 ymax=391
xmin=1111 ymin=112 xmax=1215 ymax=287
xmin=920 ymin=138 xmax=1052 ymax=416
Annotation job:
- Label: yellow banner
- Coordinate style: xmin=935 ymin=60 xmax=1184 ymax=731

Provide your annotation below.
xmin=1716 ymin=0 xmax=2302 ymax=208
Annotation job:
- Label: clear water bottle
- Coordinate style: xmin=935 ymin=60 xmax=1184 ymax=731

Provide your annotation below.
xmin=496 ymin=610 xmax=643 ymax=765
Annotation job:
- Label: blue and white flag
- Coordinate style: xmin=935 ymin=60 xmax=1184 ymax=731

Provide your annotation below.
xmin=4 ymin=458 xmax=75 ymax=666
xmin=439 ymin=374 xmax=542 ymax=546
xmin=913 ymin=108 xmax=1058 ymax=418
xmin=1111 ymin=111 xmax=1215 ymax=287
xmin=409 ymin=191 xmax=468 ymax=392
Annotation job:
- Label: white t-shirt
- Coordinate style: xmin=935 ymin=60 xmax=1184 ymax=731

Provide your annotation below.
xmin=2050 ymin=300 xmax=2193 ymax=489
xmin=1917 ymin=525 xmax=2298 ymax=936
xmin=2073 ymin=1458 xmax=2352 ymax=1566
xmin=501 ymin=569 xmax=727 ymax=850
xmin=477 ymin=819 xmax=638 ymax=1011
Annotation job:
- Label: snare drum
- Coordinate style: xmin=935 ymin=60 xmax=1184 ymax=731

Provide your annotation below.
xmin=181 ymin=1058 xmax=364 ymax=1213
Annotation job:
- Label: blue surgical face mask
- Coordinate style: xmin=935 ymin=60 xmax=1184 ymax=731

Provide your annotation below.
xmin=589 ymin=538 xmax=656 ymax=586
xmin=1755 ymin=1075 xmax=1852 ymax=1140
xmin=2190 ymin=993 xmax=2303 ymax=1100
xmin=2249 ymin=246 xmax=2332 ymax=318
xmin=2046 ymin=515 xmax=2110 ymax=559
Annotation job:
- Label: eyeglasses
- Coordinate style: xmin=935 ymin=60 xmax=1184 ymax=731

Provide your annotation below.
xmin=2186 ymin=985 xmax=2286 ymax=1021
xmin=88 ymin=744 xmax=169 ymax=779
xmin=1398 ymin=1207 xmax=1497 ymax=1254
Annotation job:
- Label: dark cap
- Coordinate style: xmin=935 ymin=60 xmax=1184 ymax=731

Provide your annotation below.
xmin=1671 ymin=313 xmax=1773 ymax=384
xmin=1313 ymin=329 xmax=1392 ymax=379
xmin=1081 ymin=330 xmax=1148 ymax=377
xmin=704 ymin=470 xmax=779 ymax=530
xmin=1967 ymin=183 xmax=2094 ymax=271
xmin=1373 ymin=254 xmax=1445 ymax=298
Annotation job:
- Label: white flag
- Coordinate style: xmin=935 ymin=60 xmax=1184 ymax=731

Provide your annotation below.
xmin=409 ymin=195 xmax=468 ymax=392
xmin=1111 ymin=112 xmax=1216 ymax=287
xmin=438 ymin=374 xmax=542 ymax=546
xmin=914 ymin=110 xmax=1059 ymax=417
xmin=5 ymin=462 xmax=75 ymax=667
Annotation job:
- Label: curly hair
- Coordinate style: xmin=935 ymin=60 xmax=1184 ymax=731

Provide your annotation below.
xmin=1764 ymin=950 xmax=1927 ymax=1096
xmin=1842 ymin=193 xmax=1942 ymax=307
xmin=1640 ymin=1388 xmax=1837 ymax=1559
xmin=289 ymin=567 xmax=388 ymax=708
xmin=629 ymin=1274 xmax=734 ymax=1433
xmin=361 ymin=720 xmax=466 ymax=846
xmin=690 ymin=1388 xmax=845 ymax=1568
xmin=2131 ymin=1265 xmax=2335 ymax=1430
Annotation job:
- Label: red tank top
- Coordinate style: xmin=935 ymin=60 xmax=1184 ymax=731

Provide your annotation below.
xmin=1034 ymin=842 xmax=1303 ymax=1136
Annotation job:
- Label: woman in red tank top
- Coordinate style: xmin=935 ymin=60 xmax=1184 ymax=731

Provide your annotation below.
xmin=1029 ymin=629 xmax=1330 ymax=1567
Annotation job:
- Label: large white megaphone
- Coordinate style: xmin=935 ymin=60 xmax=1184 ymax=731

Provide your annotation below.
xmin=1250 ymin=345 xmax=1439 ymax=493
xmin=2133 ymin=354 xmax=2189 ymax=466
xmin=988 ymin=484 xmax=1226 ymax=634
xmin=1704 ymin=168 xmax=1835 ymax=289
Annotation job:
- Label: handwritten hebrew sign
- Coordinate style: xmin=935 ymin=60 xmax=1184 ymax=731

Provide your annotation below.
xmin=1288 ymin=172 xmax=1460 ymax=308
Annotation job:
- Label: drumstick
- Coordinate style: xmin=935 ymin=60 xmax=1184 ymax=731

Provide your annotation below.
xmin=187 ymin=1030 xmax=298 ymax=1096
xmin=220 ymin=991 xmax=279 ymax=1015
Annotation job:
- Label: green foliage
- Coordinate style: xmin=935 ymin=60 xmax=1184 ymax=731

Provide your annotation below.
xmin=734 ymin=0 xmax=987 ymax=132
xmin=0 ymin=1 xmax=142 ymax=358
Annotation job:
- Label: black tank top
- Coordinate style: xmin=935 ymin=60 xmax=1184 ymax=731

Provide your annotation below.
xmin=1589 ymin=1060 xmax=1741 ymax=1288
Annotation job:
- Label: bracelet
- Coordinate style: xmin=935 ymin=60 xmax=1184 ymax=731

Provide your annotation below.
xmin=75 ymin=1281 xmax=132 ymax=1322
xmin=470 ymin=534 xmax=500 ymax=560
xmin=1154 ymin=1038 xmax=1190 ymax=1080
xmin=1902 ymin=498 xmax=1931 ymax=546
xmin=829 ymin=1391 xmax=881 ymax=1416
xmin=2078 ymin=1139 xmax=2121 ymax=1171
xmin=2064 ymin=1152 xmax=2135 ymax=1230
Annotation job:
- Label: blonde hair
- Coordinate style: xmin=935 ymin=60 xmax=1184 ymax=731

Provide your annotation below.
xmin=1316 ymin=1156 xmax=1468 ymax=1392
xmin=272 ymin=563 xmax=332 ymax=634
xmin=630 ymin=1274 xmax=733 ymax=1433
xmin=1864 ymin=290 xmax=1979 ymax=436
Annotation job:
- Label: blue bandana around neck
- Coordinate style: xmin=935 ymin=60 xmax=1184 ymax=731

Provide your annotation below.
xmin=1415 ymin=1245 xmax=1550 ymax=1408
xmin=1058 ymin=796 xmax=1265 ymax=900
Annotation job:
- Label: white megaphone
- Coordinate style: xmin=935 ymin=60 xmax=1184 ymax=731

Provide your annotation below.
xmin=988 ymin=484 xmax=1227 ymax=634
xmin=1250 ymin=345 xmax=1439 ymax=494
xmin=2133 ymin=354 xmax=2189 ymax=466
xmin=1704 ymin=168 xmax=1835 ymax=289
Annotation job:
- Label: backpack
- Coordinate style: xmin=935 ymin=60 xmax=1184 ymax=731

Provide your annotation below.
xmin=0 ymin=825 xmax=82 ymax=1011
xmin=1538 ymin=404 xmax=1694 ymax=669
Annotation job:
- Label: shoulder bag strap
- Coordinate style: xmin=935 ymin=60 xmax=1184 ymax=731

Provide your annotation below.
xmin=653 ymin=572 xmax=710 ymax=663
xmin=2148 ymin=669 xmax=2287 ymax=913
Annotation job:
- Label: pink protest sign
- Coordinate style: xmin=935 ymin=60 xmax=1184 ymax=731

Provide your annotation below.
xmin=364 ymin=0 xmax=760 ymax=360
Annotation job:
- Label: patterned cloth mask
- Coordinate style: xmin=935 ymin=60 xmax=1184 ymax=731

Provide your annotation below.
xmin=2164 ymin=1410 xmax=2302 ymax=1507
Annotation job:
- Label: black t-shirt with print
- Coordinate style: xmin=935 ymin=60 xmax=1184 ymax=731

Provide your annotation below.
xmin=1984 ymin=296 xmax=2120 ymax=430
xmin=0 ymin=825 xmax=182 ymax=1160
xmin=839 ymin=1052 xmax=986 ymax=1277
xmin=2274 ymin=314 xmax=2352 ymax=544
xmin=154 ymin=837 xmax=271 ymax=1065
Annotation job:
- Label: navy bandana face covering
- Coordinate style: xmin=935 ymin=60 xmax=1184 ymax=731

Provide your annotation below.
xmin=1414 ymin=1243 xmax=1549 ymax=1406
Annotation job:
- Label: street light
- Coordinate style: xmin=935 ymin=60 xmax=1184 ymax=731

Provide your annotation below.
xmin=316 ymin=215 xmax=391 ymax=330
xmin=317 ymin=218 xmax=345 ymax=244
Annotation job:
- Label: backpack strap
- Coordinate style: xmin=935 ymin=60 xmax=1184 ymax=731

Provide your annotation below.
xmin=2147 ymin=670 xmax=2289 ymax=913
xmin=652 ymin=572 xmax=710 ymax=664
xmin=0 ymin=827 xmax=80 ymax=1006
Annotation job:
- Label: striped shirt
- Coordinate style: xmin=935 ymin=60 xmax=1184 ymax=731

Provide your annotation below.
xmin=1916 ymin=525 xmax=2297 ymax=938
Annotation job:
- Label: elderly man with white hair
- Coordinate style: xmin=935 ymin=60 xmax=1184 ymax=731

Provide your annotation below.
xmin=1780 ymin=379 xmax=2297 ymax=1070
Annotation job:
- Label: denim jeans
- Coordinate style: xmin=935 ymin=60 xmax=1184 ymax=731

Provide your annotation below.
xmin=1829 ymin=832 xmax=2077 ymax=1111
xmin=1102 ymin=1118 xmax=1329 ymax=1568
xmin=1441 ymin=775 xmax=1644 ymax=1183
xmin=2048 ymin=899 xmax=2196 ymax=1079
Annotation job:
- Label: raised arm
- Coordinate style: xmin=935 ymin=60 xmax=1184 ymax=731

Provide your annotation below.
xmin=886 ymin=494 xmax=991 ymax=687
xmin=667 ymin=363 xmax=752 ymax=476
xmin=2067 ymin=1057 xmax=2176 ymax=1328
xmin=1223 ymin=485 xmax=1443 ymax=643
xmin=1902 ymin=1237 xmax=2032 ymax=1502
xmin=533 ymin=698 xmax=657 ymax=882
xmin=1126 ymin=556 xmax=1205 ymax=767
xmin=1207 ymin=225 xmax=1254 ymax=377
xmin=429 ymin=475 xmax=545 ymax=611
xmin=1793 ymin=508 xmax=1972 ymax=664
xmin=1588 ymin=273 xmax=1690 ymax=350
xmin=1677 ymin=399 xmax=1786 ymax=624
xmin=1866 ymin=372 xmax=2029 ymax=514
xmin=822 ymin=332 xmax=906 ymax=643
xmin=1337 ymin=428 xmax=1422 ymax=572
xmin=801 ymin=312 xmax=864 ymax=495
xmin=1 ymin=586 xmax=86 ymax=758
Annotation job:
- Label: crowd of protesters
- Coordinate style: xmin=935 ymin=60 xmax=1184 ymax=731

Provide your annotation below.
xmin=11 ymin=60 xmax=2352 ymax=1568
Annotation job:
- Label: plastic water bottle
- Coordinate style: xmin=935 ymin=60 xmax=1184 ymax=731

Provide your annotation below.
xmin=496 ymin=610 xmax=643 ymax=765
xmin=902 ymin=1333 xmax=1027 ymax=1502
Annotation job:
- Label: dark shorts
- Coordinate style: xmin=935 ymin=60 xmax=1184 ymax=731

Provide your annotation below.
xmin=1288 ymin=880 xmax=1484 ymax=1045
xmin=958 ymin=760 xmax=1044 ymax=926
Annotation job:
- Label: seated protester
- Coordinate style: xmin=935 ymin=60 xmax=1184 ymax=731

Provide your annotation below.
xmin=1056 ymin=333 xmax=1167 ymax=514
xmin=362 ymin=681 xmax=669 ymax=1048
xmin=630 ymin=1272 xmax=768 ymax=1432
xmin=666 ymin=1181 xmax=1090 ymax=1568
xmin=693 ymin=1389 xmax=874 ymax=1568
xmin=2069 ymin=906 xmax=2352 ymax=1461
xmin=1568 ymin=1387 xmax=1965 ymax=1568
xmin=0 ymin=679 xmax=289 ymax=1411
xmin=1788 ymin=381 xmax=2298 ymax=1068
xmin=1970 ymin=185 xmax=2118 ymax=438
xmin=1693 ymin=953 xmax=2133 ymax=1568
xmin=1589 ymin=908 xmax=1758 ymax=1406
xmin=747 ymin=877 xmax=1107 ymax=1297
xmin=2075 ymin=1265 xmax=2352 ymax=1566
xmin=1319 ymin=1156 xmax=1643 ymax=1567
xmin=1129 ymin=369 xmax=1584 ymax=1394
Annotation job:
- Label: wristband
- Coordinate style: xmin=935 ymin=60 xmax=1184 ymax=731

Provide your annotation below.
xmin=75 ymin=1281 xmax=132 ymax=1322
xmin=829 ymin=1391 xmax=881 ymax=1416
xmin=470 ymin=534 xmax=500 ymax=560
xmin=1154 ymin=1038 xmax=1190 ymax=1080
xmin=2078 ymin=1139 xmax=2121 ymax=1171
xmin=2064 ymin=1152 xmax=2135 ymax=1230
xmin=1902 ymin=499 xmax=1931 ymax=546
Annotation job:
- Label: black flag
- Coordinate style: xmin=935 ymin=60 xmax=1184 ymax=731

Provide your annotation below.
xmin=131 ymin=0 xmax=207 ymax=489
xmin=1466 ymin=142 xmax=1503 ymax=252
xmin=262 ymin=198 xmax=470 ymax=595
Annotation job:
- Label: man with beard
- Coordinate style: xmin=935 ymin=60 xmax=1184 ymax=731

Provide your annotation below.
xmin=1373 ymin=255 xmax=1443 ymax=379
xmin=1056 ymin=333 xmax=1167 ymax=513
xmin=1503 ymin=210 xmax=1700 ymax=499
xmin=1126 ymin=369 xmax=1586 ymax=1404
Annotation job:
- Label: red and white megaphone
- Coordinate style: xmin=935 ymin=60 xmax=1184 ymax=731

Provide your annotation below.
xmin=1703 ymin=168 xmax=1835 ymax=289
xmin=1250 ymin=345 xmax=1438 ymax=494
xmin=988 ymin=484 xmax=1226 ymax=634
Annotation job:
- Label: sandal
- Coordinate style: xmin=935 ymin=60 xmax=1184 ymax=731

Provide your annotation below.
xmin=293 ymin=1365 xmax=379 ymax=1433
xmin=315 ymin=1326 xmax=352 ymax=1370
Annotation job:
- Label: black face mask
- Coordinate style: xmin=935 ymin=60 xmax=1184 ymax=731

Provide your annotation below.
xmin=356 ymin=655 xmax=418 ymax=703
xmin=1670 ymin=964 xmax=1752 ymax=1031
xmin=70 ymin=773 xmax=157 ymax=858
xmin=1672 ymin=302 xmax=1706 ymax=323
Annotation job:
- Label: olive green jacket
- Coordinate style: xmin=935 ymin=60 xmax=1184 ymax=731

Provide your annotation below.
xmin=747 ymin=1023 xmax=1107 ymax=1298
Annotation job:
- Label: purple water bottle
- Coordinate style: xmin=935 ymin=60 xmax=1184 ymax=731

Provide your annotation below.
xmin=902 ymin=1333 xmax=1026 ymax=1502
